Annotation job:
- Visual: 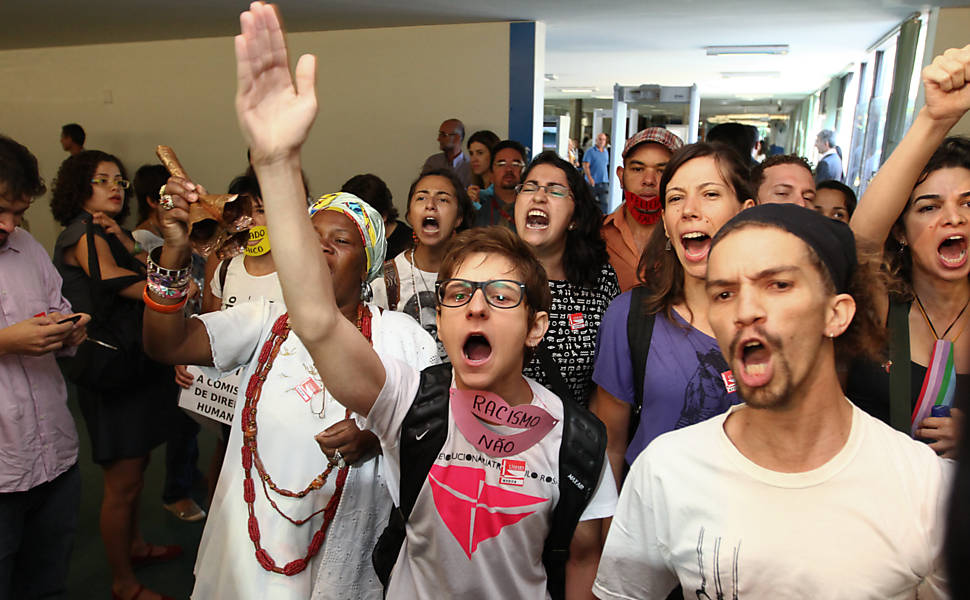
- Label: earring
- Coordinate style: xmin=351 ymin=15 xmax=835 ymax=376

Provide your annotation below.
xmin=360 ymin=280 xmax=373 ymax=302
xmin=896 ymin=240 xmax=907 ymax=256
xmin=568 ymin=223 xmax=576 ymax=231
xmin=411 ymin=230 xmax=419 ymax=248
xmin=665 ymin=238 xmax=672 ymax=251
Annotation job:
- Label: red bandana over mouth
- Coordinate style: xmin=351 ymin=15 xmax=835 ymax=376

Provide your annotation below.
xmin=624 ymin=190 xmax=662 ymax=226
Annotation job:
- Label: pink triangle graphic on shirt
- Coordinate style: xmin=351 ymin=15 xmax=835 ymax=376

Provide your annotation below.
xmin=428 ymin=464 xmax=548 ymax=558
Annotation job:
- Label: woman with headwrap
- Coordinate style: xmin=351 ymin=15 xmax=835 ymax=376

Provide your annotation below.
xmin=142 ymin=184 xmax=439 ymax=599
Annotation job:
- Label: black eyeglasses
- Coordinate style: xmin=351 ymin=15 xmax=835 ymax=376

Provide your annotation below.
xmin=435 ymin=278 xmax=527 ymax=309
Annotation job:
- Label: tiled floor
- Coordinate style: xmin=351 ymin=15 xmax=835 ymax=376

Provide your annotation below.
xmin=65 ymin=386 xmax=217 ymax=600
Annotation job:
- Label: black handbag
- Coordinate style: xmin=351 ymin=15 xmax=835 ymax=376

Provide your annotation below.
xmin=62 ymin=220 xmax=145 ymax=391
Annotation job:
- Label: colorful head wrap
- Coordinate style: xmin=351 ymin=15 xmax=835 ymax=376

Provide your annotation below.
xmin=308 ymin=192 xmax=386 ymax=283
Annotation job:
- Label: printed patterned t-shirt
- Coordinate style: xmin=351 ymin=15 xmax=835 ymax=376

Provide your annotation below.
xmin=363 ymin=357 xmax=617 ymax=599
xmin=593 ymin=290 xmax=740 ymax=465
xmin=523 ymin=263 xmax=620 ymax=407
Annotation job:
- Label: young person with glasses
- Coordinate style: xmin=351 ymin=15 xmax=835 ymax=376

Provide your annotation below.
xmin=228 ymin=5 xmax=616 ymax=597
xmin=514 ymin=151 xmax=620 ymax=407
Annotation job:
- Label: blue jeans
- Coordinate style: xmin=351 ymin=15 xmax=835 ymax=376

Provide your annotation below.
xmin=593 ymin=182 xmax=610 ymax=215
xmin=0 ymin=464 xmax=81 ymax=599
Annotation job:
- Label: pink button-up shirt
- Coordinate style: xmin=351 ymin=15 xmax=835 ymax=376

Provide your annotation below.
xmin=0 ymin=227 xmax=79 ymax=492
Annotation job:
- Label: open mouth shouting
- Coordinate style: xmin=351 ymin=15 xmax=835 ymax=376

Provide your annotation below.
xmin=462 ymin=332 xmax=493 ymax=367
xmin=525 ymin=208 xmax=550 ymax=230
xmin=736 ymin=336 xmax=773 ymax=388
xmin=421 ymin=215 xmax=441 ymax=236
xmin=680 ymin=231 xmax=712 ymax=263
xmin=937 ymin=234 xmax=968 ymax=269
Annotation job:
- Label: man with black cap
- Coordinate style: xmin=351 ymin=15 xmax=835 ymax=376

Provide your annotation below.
xmin=594 ymin=204 xmax=952 ymax=599
xmin=600 ymin=127 xmax=684 ymax=291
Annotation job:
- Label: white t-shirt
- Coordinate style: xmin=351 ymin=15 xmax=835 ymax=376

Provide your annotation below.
xmin=210 ymin=254 xmax=283 ymax=310
xmin=593 ymin=402 xmax=952 ymax=600
xmin=190 ymin=300 xmax=439 ymax=600
xmin=364 ymin=356 xmax=617 ymax=599
xmin=371 ymin=252 xmax=446 ymax=359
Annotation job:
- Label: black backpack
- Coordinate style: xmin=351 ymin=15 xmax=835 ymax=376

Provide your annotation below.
xmin=626 ymin=285 xmax=656 ymax=442
xmin=371 ymin=360 xmax=607 ymax=599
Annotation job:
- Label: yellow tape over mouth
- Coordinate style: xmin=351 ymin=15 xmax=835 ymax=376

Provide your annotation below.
xmin=245 ymin=225 xmax=271 ymax=257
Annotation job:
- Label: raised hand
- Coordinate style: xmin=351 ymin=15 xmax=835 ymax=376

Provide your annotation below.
xmin=922 ymin=44 xmax=970 ymax=122
xmin=157 ymin=176 xmax=208 ymax=252
xmin=235 ymin=2 xmax=318 ymax=167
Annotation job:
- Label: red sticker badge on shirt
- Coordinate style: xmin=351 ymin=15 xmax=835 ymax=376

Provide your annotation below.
xmin=500 ymin=459 xmax=526 ymax=486
xmin=721 ymin=370 xmax=737 ymax=393
xmin=568 ymin=312 xmax=586 ymax=331
xmin=295 ymin=377 xmax=322 ymax=402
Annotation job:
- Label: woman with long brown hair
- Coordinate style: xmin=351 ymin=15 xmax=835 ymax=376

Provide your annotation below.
xmin=847 ymin=45 xmax=970 ymax=455
xmin=590 ymin=142 xmax=753 ymax=487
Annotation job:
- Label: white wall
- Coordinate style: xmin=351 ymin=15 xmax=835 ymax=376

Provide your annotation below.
xmin=929 ymin=7 xmax=970 ymax=137
xmin=0 ymin=22 xmax=510 ymax=252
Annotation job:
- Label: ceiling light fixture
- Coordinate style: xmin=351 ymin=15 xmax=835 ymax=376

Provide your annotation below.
xmin=706 ymin=45 xmax=789 ymax=56
xmin=720 ymin=71 xmax=781 ymax=79
xmin=559 ymin=88 xmax=596 ymax=94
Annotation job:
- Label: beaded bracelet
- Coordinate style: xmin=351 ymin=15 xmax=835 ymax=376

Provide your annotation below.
xmin=148 ymin=280 xmax=189 ymax=300
xmin=143 ymin=287 xmax=188 ymax=314
xmin=147 ymin=247 xmax=191 ymax=284
xmin=148 ymin=269 xmax=191 ymax=289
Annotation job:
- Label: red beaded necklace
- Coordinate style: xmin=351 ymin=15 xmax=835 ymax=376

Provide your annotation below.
xmin=241 ymin=304 xmax=373 ymax=576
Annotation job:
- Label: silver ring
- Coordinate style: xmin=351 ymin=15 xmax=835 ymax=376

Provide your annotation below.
xmin=160 ymin=194 xmax=175 ymax=211
xmin=333 ymin=448 xmax=346 ymax=469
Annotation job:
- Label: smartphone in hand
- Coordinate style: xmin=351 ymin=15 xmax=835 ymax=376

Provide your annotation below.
xmin=57 ymin=315 xmax=82 ymax=325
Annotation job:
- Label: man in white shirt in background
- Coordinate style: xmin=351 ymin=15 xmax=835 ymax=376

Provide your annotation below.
xmin=594 ymin=204 xmax=951 ymax=600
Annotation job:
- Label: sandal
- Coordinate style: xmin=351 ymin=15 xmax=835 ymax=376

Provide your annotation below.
xmin=110 ymin=583 xmax=176 ymax=600
xmin=130 ymin=543 xmax=183 ymax=568
xmin=163 ymin=498 xmax=207 ymax=522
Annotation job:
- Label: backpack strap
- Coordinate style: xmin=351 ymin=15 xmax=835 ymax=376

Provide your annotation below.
xmin=383 ymin=259 xmax=401 ymax=309
xmin=626 ymin=285 xmax=655 ymax=441
xmin=542 ymin=397 xmax=607 ymax=600
xmin=888 ymin=298 xmax=912 ymax=434
xmin=218 ymin=257 xmax=231 ymax=292
xmin=372 ymin=362 xmax=452 ymax=588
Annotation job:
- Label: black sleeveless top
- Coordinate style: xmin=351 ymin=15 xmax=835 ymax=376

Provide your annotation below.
xmin=846 ymin=298 xmax=968 ymax=425
xmin=846 ymin=359 xmax=969 ymax=424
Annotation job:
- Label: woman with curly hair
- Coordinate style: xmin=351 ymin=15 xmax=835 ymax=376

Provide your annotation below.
xmin=51 ymin=150 xmax=181 ymax=600
xmin=847 ymin=46 xmax=970 ymax=456
xmin=514 ymin=150 xmax=620 ymax=406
